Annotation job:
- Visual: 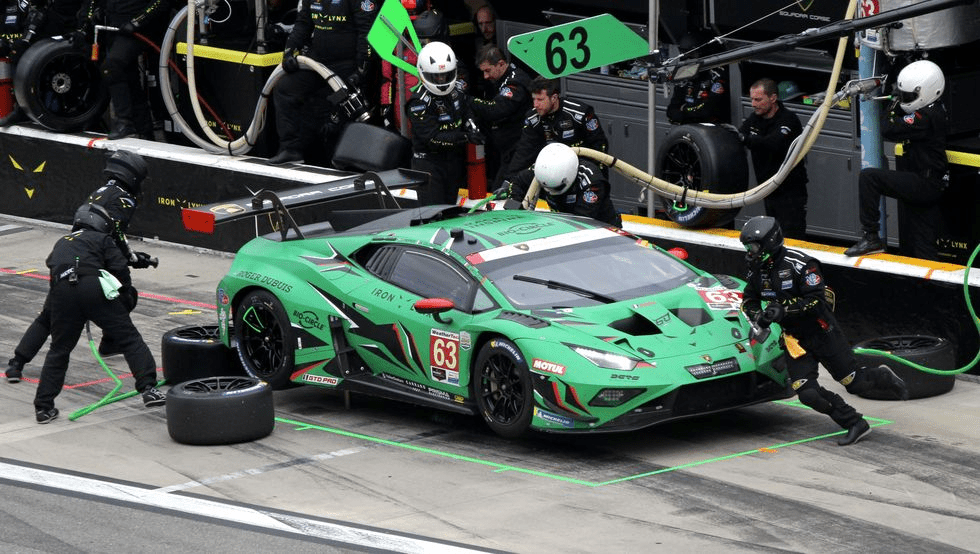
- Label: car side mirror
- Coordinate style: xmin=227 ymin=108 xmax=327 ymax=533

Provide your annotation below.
xmin=414 ymin=298 xmax=454 ymax=324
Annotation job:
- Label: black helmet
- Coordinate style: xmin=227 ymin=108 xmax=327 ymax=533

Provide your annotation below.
xmin=739 ymin=216 xmax=783 ymax=263
xmin=72 ymin=203 xmax=113 ymax=233
xmin=103 ymin=150 xmax=148 ymax=195
xmin=415 ymin=9 xmax=448 ymax=43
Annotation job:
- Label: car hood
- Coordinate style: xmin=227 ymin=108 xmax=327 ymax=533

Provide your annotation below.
xmin=520 ymin=286 xmax=747 ymax=359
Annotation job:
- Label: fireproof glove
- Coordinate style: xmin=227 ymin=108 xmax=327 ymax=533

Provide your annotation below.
xmin=282 ymin=48 xmax=299 ymax=74
xmin=760 ymin=302 xmax=786 ymax=325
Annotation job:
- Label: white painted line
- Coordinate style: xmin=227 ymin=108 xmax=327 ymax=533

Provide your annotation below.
xmin=0 ymin=461 xmax=485 ymax=553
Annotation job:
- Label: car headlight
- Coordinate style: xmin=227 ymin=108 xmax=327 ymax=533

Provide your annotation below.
xmin=570 ymin=345 xmax=641 ymax=371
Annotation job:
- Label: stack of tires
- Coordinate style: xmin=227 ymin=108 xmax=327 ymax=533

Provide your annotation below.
xmin=162 ymin=324 xmax=275 ymax=445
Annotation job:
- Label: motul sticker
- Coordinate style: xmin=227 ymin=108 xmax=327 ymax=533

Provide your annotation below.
xmin=430 ymin=328 xmax=460 ymax=384
xmin=532 ymin=358 xmax=566 ymax=376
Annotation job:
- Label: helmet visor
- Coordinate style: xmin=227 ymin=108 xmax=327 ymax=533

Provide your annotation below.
xmin=899 ymin=90 xmax=919 ymax=105
xmin=743 ymin=242 xmax=762 ymax=261
xmin=422 ymin=68 xmax=456 ymax=86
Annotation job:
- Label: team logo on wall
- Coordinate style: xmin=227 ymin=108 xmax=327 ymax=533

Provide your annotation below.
xmin=9 ymin=155 xmax=46 ymax=199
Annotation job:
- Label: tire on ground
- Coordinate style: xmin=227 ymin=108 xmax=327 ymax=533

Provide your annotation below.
xmin=656 ymin=123 xmax=748 ymax=228
xmin=161 ymin=325 xmax=243 ymax=386
xmin=166 ymin=376 xmax=274 ymax=445
xmin=854 ymin=335 xmax=956 ymax=400
xmin=14 ymin=38 xmax=109 ymax=132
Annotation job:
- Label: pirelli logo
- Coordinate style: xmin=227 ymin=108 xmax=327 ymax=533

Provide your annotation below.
xmin=532 ymin=358 xmax=566 ymax=376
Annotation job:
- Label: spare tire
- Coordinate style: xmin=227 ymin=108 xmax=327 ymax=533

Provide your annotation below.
xmin=166 ymin=376 xmax=274 ymax=445
xmin=854 ymin=335 xmax=956 ymax=400
xmin=14 ymin=38 xmax=108 ymax=132
xmin=656 ymin=123 xmax=748 ymax=228
xmin=161 ymin=325 xmax=244 ymax=386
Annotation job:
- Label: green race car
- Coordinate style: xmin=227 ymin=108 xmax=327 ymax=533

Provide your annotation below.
xmin=189 ymin=187 xmax=789 ymax=438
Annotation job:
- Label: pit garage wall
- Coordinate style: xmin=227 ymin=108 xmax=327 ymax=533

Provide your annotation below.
xmin=0 ymin=125 xmax=375 ymax=252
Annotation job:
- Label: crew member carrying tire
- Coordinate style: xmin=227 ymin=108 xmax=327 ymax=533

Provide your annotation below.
xmin=739 ymin=216 xmax=908 ymax=446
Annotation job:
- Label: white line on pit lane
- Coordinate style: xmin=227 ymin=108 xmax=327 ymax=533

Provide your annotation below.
xmin=155 ymin=448 xmax=364 ymax=493
xmin=0 ymin=461 xmax=486 ymax=553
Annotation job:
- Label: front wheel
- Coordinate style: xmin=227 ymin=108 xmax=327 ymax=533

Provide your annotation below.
xmin=234 ymin=290 xmax=296 ymax=389
xmin=472 ymin=338 xmax=534 ymax=438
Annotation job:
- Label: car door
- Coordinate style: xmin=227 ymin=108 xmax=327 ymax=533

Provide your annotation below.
xmin=353 ymin=244 xmax=488 ymax=393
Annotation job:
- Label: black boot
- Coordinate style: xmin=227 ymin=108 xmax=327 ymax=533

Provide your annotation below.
xmin=109 ymin=119 xmax=138 ymax=140
xmin=6 ymin=359 xmax=23 ymax=383
xmin=838 ymin=419 xmax=871 ymax=446
xmin=267 ymin=149 xmax=304 ymax=165
xmin=844 ymin=234 xmax=885 ymax=257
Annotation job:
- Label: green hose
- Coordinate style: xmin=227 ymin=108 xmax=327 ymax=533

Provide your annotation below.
xmin=852 ymin=241 xmax=980 ymax=376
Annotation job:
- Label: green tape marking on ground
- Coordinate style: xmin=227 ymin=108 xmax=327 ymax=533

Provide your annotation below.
xmin=275 ymin=401 xmax=892 ymax=487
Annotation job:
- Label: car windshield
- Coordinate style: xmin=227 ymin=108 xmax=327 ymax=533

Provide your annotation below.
xmin=479 ymin=235 xmax=698 ymax=309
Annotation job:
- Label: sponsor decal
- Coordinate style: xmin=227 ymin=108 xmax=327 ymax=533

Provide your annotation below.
xmin=532 ymin=358 xmax=566 ymax=376
xmin=371 ymin=288 xmax=396 ymax=302
xmin=696 ymin=287 xmax=742 ymax=311
xmin=500 ymin=223 xmax=547 ymax=236
xmin=611 ymin=373 xmax=639 ymax=381
xmin=430 ymin=329 xmax=461 ymax=384
xmin=303 ymin=374 xmax=340 ymax=386
xmin=217 ymin=288 xmax=229 ymax=305
xmin=234 ymin=271 xmax=293 ymax=293
xmin=9 ymin=154 xmax=46 ymax=199
xmin=294 ymin=310 xmax=324 ymax=330
xmin=791 ymin=378 xmax=808 ymax=391
xmin=209 ymin=203 xmax=245 ymax=215
xmin=582 ymin=191 xmax=598 ymax=204
xmin=533 ymin=407 xmax=574 ymax=428
xmin=804 ymin=271 xmax=821 ymax=286
xmin=778 ymin=269 xmax=792 ymax=278
xmin=500 ymin=86 xmax=514 ymax=98
xmin=459 ymin=331 xmax=471 ymax=350
xmin=781 ymin=279 xmax=793 ymax=289
xmin=491 ymin=339 xmax=523 ymax=362
xmin=360 ymin=0 xmax=376 ymax=11
xmin=711 ymin=82 xmax=725 ymax=94
xmin=585 ymin=118 xmax=599 ymax=131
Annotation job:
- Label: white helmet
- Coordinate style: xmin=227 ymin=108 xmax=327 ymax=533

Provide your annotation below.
xmin=534 ymin=143 xmax=579 ymax=195
xmin=896 ymin=59 xmax=945 ymax=114
xmin=417 ymin=41 xmax=457 ymax=96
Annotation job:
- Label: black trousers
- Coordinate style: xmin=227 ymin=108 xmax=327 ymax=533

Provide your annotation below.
xmin=101 ymin=34 xmax=151 ymax=133
xmin=11 ymin=297 xmax=51 ymax=366
xmin=412 ymin=152 xmax=465 ymax=206
xmin=764 ymin=186 xmax=807 ymax=240
xmin=273 ymin=63 xmax=353 ymax=153
xmin=858 ymin=168 xmax=943 ymax=260
xmin=34 ymin=277 xmax=157 ymax=411
xmin=785 ymin=323 xmax=863 ymax=429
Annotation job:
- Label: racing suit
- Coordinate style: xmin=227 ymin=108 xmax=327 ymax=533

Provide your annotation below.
xmin=34 ymin=228 xmax=157 ymax=412
xmin=469 ymin=62 xmax=532 ymax=189
xmin=857 ymin=102 xmax=948 ymax=260
xmin=406 ymin=86 xmax=477 ymax=205
xmin=8 ymin=178 xmax=140 ymax=373
xmin=740 ymin=101 xmax=808 ymax=239
xmin=274 ymin=0 xmax=376 ymax=155
xmin=742 ymin=246 xmax=902 ymax=430
xmin=502 ymin=159 xmax=622 ymax=227
xmin=504 ymin=97 xmax=609 ymax=181
xmin=666 ymin=67 xmax=730 ymax=125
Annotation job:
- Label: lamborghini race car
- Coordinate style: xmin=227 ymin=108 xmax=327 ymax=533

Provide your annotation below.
xmin=184 ymin=184 xmax=790 ymax=438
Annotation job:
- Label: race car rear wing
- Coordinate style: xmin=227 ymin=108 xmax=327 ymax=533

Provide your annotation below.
xmin=181 ymin=168 xmax=427 ymax=236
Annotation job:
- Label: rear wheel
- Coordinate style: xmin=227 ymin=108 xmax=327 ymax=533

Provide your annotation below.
xmin=656 ymin=124 xmax=748 ymax=228
xmin=14 ymin=38 xmax=108 ymax=132
xmin=473 ymin=338 xmax=533 ymax=438
xmin=234 ymin=290 xmax=296 ymax=389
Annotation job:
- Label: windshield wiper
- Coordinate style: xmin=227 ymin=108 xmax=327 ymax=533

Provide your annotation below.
xmin=512 ymin=274 xmax=617 ymax=304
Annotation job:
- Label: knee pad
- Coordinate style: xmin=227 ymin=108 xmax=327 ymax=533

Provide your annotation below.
xmin=795 ymin=381 xmax=833 ymax=414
